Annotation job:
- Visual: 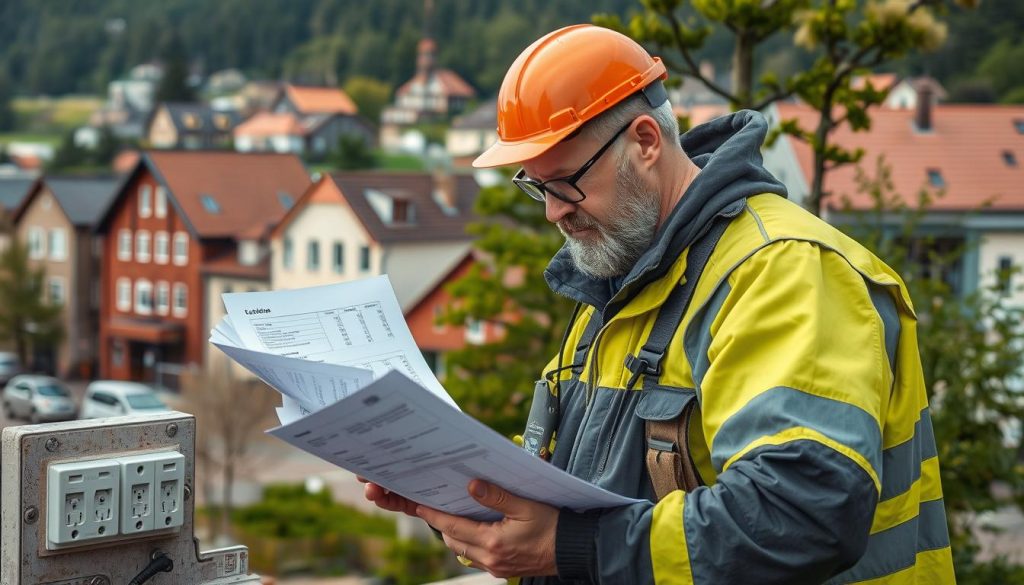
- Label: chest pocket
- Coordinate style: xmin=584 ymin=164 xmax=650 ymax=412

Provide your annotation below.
xmin=635 ymin=386 xmax=703 ymax=498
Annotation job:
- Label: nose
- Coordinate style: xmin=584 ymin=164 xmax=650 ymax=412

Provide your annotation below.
xmin=545 ymin=194 xmax=576 ymax=224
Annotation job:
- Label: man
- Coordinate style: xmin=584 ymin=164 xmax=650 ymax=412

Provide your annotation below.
xmin=364 ymin=25 xmax=954 ymax=584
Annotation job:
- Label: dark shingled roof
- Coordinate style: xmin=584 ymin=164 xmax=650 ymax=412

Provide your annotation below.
xmin=330 ymin=172 xmax=480 ymax=244
xmin=0 ymin=177 xmax=35 ymax=212
xmin=46 ymin=177 xmax=121 ymax=226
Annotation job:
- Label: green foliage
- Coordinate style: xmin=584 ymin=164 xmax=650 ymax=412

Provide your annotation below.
xmin=440 ymin=172 xmax=575 ymax=437
xmin=377 ymin=538 xmax=451 ymax=585
xmin=977 ymin=39 xmax=1024 ymax=102
xmin=233 ymin=483 xmax=394 ymax=539
xmin=155 ymin=31 xmax=196 ymax=103
xmin=598 ymin=0 xmax=967 ymax=214
xmin=838 ymin=158 xmax=1024 ymax=578
xmin=0 ymin=73 xmax=14 ymax=132
xmin=48 ymin=127 xmax=123 ymax=173
xmin=331 ymin=134 xmax=377 ymax=170
xmin=0 ymin=240 xmax=64 ymax=366
xmin=344 ymin=76 xmax=392 ymax=125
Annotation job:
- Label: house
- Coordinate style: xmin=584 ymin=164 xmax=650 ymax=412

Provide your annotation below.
xmin=12 ymin=176 xmax=120 ymax=377
xmin=762 ymin=96 xmax=1024 ymax=302
xmin=851 ymin=74 xmax=948 ymax=110
xmin=96 ymin=151 xmax=311 ymax=385
xmin=269 ymin=171 xmax=479 ymax=311
xmin=403 ymin=250 xmax=503 ymax=376
xmin=380 ymin=37 xmax=476 ymax=150
xmin=146 ymin=103 xmax=240 ymax=150
xmin=272 ymin=84 xmax=358 ymax=118
xmin=446 ymin=99 xmax=498 ymax=167
xmin=89 ymin=63 xmax=164 ymax=140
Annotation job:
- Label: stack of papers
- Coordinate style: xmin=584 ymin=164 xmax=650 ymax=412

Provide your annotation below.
xmin=211 ymin=276 xmax=639 ymax=520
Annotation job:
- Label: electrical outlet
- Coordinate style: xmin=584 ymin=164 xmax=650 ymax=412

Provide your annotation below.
xmin=46 ymin=459 xmax=120 ymax=548
xmin=118 ymin=451 xmax=184 ymax=534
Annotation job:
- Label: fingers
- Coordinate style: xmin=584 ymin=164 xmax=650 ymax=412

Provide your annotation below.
xmin=364 ymin=483 xmax=419 ymax=516
xmin=469 ymin=480 xmax=524 ymax=518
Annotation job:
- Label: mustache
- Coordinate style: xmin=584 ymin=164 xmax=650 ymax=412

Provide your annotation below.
xmin=559 ymin=212 xmax=599 ymax=234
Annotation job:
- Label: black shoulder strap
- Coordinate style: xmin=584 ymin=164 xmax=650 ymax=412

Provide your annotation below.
xmin=624 ymin=218 xmax=730 ymax=390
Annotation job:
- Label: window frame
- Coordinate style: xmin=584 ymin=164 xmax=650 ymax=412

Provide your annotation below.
xmin=134 ymin=279 xmax=154 ymax=315
xmin=139 ymin=185 xmax=153 ymax=218
xmin=172 ymin=282 xmax=188 ymax=317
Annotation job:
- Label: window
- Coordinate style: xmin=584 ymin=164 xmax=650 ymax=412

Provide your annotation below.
xmin=998 ymin=256 xmax=1014 ymax=296
xmin=134 ymin=279 xmax=153 ymax=315
xmin=135 ymin=230 xmax=151 ymax=263
xmin=1004 ymin=151 xmax=1018 ymax=167
xmin=156 ymin=281 xmax=170 ymax=315
xmin=117 ymin=229 xmax=132 ymax=261
xmin=27 ymin=227 xmax=45 ymax=259
xmin=48 ymin=277 xmax=65 ymax=305
xmin=465 ymin=318 xmax=485 ymax=344
xmin=926 ymin=168 xmax=945 ymax=188
xmin=116 ymin=278 xmax=131 ymax=311
xmin=307 ymin=240 xmax=320 ymax=271
xmin=139 ymin=185 xmax=152 ymax=218
xmin=48 ymin=228 xmax=67 ymax=261
xmin=278 ymin=192 xmax=294 ymax=210
xmin=173 ymin=232 xmax=189 ymax=265
xmin=359 ymin=245 xmax=371 ymax=272
xmin=154 ymin=231 xmax=169 ymax=264
xmin=1015 ymin=119 xmax=1024 ymax=134
xmin=155 ymin=186 xmax=167 ymax=218
xmin=283 ymin=238 xmax=293 ymax=269
xmin=112 ymin=341 xmax=124 ymax=367
xmin=200 ymin=194 xmax=221 ymax=214
xmin=173 ymin=283 xmax=188 ymax=317
xmin=183 ymin=113 xmax=200 ymax=129
xmin=392 ymin=199 xmax=411 ymax=223
xmin=332 ymin=242 xmax=344 ymax=274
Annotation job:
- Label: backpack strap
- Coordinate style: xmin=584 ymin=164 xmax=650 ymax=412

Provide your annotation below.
xmin=626 ymin=218 xmax=730 ymax=499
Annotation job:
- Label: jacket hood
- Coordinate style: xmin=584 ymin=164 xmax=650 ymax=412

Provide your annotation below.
xmin=544 ymin=109 xmax=787 ymax=310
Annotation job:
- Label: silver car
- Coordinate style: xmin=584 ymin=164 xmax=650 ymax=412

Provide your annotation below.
xmin=0 ymin=351 xmax=23 ymax=385
xmin=2 ymin=375 xmax=77 ymax=423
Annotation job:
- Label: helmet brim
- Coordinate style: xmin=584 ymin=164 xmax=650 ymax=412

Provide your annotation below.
xmin=471 ymin=124 xmax=581 ymax=169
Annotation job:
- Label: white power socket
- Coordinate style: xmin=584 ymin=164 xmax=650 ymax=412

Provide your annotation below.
xmin=118 ymin=451 xmax=185 ymax=535
xmin=46 ymin=458 xmax=120 ymax=548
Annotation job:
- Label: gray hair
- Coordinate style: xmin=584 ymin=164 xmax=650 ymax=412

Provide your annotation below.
xmin=578 ymin=90 xmax=680 ymax=147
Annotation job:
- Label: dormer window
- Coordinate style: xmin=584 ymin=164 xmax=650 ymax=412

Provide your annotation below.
xmin=183 ymin=113 xmax=201 ymax=129
xmin=364 ymin=188 xmax=415 ymax=225
xmin=214 ymin=114 xmax=230 ymax=130
xmin=393 ymin=199 xmax=411 ymax=223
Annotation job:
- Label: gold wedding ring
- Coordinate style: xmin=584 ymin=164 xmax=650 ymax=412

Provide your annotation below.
xmin=457 ymin=549 xmax=472 ymax=566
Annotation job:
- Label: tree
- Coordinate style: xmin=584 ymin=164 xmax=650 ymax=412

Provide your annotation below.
xmin=331 ymin=134 xmax=377 ymax=170
xmin=837 ymin=158 xmax=1024 ymax=580
xmin=0 ymin=241 xmax=64 ymax=366
xmin=155 ymin=31 xmax=195 ymax=103
xmin=0 ymin=72 xmax=14 ymax=132
xmin=343 ymin=75 xmax=392 ymax=126
xmin=180 ymin=367 xmax=278 ymax=541
xmin=595 ymin=0 xmax=973 ymax=214
xmin=439 ymin=173 xmax=575 ymax=437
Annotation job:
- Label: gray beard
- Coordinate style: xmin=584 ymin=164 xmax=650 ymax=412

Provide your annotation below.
xmin=559 ymin=156 xmax=661 ymax=279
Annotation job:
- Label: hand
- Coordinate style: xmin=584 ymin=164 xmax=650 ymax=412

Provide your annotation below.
xmin=358 ymin=476 xmax=419 ymax=517
xmin=416 ymin=479 xmax=558 ymax=578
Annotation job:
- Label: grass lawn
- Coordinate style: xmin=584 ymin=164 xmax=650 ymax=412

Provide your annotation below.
xmin=0 ymin=132 xmax=62 ymax=148
xmin=11 ymin=95 xmax=103 ymax=134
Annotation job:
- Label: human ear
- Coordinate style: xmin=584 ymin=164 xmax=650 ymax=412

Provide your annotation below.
xmin=631 ymin=115 xmax=661 ymax=171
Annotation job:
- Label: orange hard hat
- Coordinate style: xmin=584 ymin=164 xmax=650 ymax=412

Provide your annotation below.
xmin=473 ymin=24 xmax=668 ymax=169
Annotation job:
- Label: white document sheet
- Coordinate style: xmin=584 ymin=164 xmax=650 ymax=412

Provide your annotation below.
xmin=219 ymin=276 xmax=455 ymax=408
xmin=267 ymin=370 xmax=641 ymax=521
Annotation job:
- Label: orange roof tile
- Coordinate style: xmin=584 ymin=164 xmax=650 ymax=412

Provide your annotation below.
xmin=234 ymin=112 xmax=306 ymax=137
xmin=284 ymin=84 xmax=358 ymax=116
xmin=851 ymin=73 xmax=899 ymax=92
xmin=135 ymin=151 xmax=311 ymax=238
xmin=397 ymin=70 xmax=476 ymax=99
xmin=775 ymin=102 xmax=1024 ymax=212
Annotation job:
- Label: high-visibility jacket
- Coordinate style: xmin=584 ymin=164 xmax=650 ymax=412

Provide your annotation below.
xmin=529 ymin=193 xmax=955 ymax=584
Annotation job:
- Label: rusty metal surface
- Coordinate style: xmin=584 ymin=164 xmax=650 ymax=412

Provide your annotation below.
xmin=1 ymin=412 xmax=255 ymax=585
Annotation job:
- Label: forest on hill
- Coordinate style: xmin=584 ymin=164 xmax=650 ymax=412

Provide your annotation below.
xmin=0 ymin=0 xmax=1021 ymax=103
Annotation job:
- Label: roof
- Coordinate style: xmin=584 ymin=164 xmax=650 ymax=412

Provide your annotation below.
xmin=851 ymin=73 xmax=900 ymax=92
xmin=774 ymin=102 xmax=1024 ymax=212
xmin=451 ymin=99 xmax=497 ymax=130
xmin=101 ymin=151 xmax=311 ymax=239
xmin=30 ymin=176 xmax=120 ymax=227
xmin=234 ymin=112 xmax=306 ymax=137
xmin=155 ymin=103 xmax=241 ymax=134
xmin=284 ymin=85 xmax=358 ymax=116
xmin=273 ymin=172 xmax=480 ymax=244
xmin=0 ymin=177 xmax=35 ymax=212
xmin=397 ymin=69 xmax=476 ymax=99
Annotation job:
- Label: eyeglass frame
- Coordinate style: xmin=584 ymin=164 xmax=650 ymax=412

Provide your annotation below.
xmin=512 ymin=120 xmax=633 ymax=205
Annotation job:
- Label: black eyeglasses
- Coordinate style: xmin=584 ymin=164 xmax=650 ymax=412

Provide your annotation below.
xmin=512 ymin=121 xmax=632 ymax=204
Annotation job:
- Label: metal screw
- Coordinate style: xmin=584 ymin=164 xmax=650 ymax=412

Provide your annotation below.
xmin=87 ymin=576 xmax=109 ymax=585
xmin=44 ymin=437 xmax=60 ymax=452
xmin=166 ymin=423 xmax=178 ymax=437
xmin=23 ymin=506 xmax=38 ymax=524
xmin=183 ymin=484 xmax=192 ymax=501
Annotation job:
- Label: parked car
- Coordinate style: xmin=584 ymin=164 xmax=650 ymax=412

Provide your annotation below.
xmin=0 ymin=352 xmax=23 ymax=385
xmin=80 ymin=381 xmax=169 ymax=419
xmin=1 ymin=375 xmax=77 ymax=423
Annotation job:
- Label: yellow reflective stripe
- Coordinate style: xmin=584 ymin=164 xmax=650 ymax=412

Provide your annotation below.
xmin=844 ymin=547 xmax=955 ymax=585
xmin=650 ymin=491 xmax=694 ymax=585
xmin=721 ymin=426 xmax=881 ymax=494
xmin=872 ymin=457 xmax=943 ymax=534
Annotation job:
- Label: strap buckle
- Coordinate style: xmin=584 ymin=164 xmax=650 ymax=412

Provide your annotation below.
xmin=624 ymin=347 xmax=664 ymax=389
